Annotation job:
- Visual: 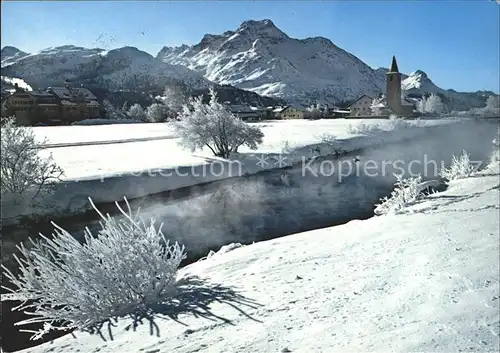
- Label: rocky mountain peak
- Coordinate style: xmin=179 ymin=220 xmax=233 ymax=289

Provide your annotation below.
xmin=1 ymin=46 xmax=28 ymax=57
xmin=410 ymin=70 xmax=429 ymax=79
xmin=236 ymin=19 xmax=288 ymax=39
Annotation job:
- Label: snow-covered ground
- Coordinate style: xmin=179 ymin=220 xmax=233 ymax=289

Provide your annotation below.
xmin=37 ymin=119 xmax=457 ymax=180
xmin=20 ymin=162 xmax=500 ymax=353
xmin=2 ymin=118 xmax=460 ymax=223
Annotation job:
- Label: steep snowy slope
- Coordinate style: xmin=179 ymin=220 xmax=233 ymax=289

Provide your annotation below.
xmin=17 ymin=163 xmax=500 ymax=353
xmin=1 ymin=45 xmax=210 ymax=91
xmin=157 ymin=19 xmax=385 ymax=106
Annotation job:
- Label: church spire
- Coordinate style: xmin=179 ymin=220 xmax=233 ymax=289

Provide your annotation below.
xmin=389 ymin=55 xmax=399 ymax=73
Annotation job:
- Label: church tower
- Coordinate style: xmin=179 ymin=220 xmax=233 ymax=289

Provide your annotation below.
xmin=386 ymin=56 xmax=402 ymax=115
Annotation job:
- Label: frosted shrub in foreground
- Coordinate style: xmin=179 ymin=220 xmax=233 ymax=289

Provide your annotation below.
xmin=439 ymin=150 xmax=475 ymax=181
xmin=1 ymin=197 xmax=186 ymax=340
xmin=0 ymin=118 xmax=63 ymax=199
xmin=374 ymin=174 xmax=423 ymax=215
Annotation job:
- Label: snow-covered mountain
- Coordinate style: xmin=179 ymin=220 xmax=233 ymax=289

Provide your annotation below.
xmin=1 ymin=45 xmax=210 ymax=91
xmin=401 ymin=70 xmax=494 ymax=111
xmin=2 ymin=20 xmax=496 ymax=111
xmin=157 ymin=19 xmax=384 ymax=107
xmin=1 ymin=46 xmax=29 ymax=67
xmin=157 ymin=19 xmax=496 ymax=110
xmin=0 ymin=44 xmax=286 ymax=107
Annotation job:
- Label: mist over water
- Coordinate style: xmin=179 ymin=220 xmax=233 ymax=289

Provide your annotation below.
xmin=1 ymin=119 xmax=497 ymax=352
xmin=74 ymin=120 xmax=497 ymax=262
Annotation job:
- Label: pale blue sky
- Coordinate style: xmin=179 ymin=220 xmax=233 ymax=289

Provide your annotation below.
xmin=1 ymin=1 xmax=499 ymax=93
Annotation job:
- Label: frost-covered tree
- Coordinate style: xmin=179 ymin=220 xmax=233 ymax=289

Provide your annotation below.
xmin=426 ymin=94 xmax=446 ymax=114
xmin=305 ymin=104 xmax=323 ymax=119
xmin=173 ymin=88 xmax=264 ymax=158
xmin=491 ymin=126 xmax=500 ymax=163
xmin=483 ymin=95 xmax=500 ymax=116
xmin=1 ymin=118 xmax=64 ymax=199
xmin=103 ymin=100 xmax=126 ymax=120
xmin=370 ymin=98 xmax=383 ymax=116
xmin=162 ymin=83 xmax=187 ymax=119
xmin=145 ymin=103 xmax=169 ymax=123
xmin=417 ymin=94 xmax=446 ymax=115
xmin=1 ymin=197 xmax=186 ymax=339
xmin=127 ymin=103 xmax=146 ymax=121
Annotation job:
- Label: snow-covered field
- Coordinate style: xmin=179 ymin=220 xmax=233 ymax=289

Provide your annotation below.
xmin=37 ymin=119 xmax=457 ymax=180
xmin=20 ymin=162 xmax=500 ymax=353
xmin=2 ymin=118 xmax=461 ymax=224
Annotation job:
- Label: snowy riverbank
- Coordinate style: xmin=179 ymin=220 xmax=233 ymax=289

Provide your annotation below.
xmin=19 ymin=162 xmax=500 ymax=353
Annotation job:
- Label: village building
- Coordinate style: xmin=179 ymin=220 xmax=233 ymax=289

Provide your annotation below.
xmin=273 ymin=105 xmax=305 ymax=119
xmin=4 ymin=80 xmax=100 ymax=125
xmin=385 ymin=56 xmax=414 ymax=116
xmin=348 ymin=95 xmax=373 ymax=117
xmin=348 ymin=56 xmax=415 ymax=117
xmin=225 ymin=104 xmax=271 ymax=121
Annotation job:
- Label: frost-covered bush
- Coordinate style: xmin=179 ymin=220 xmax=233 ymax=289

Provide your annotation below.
xmin=490 ymin=125 xmax=500 ymax=164
xmin=417 ymin=94 xmax=447 ymax=115
xmin=1 ymin=198 xmax=186 ymax=340
xmin=304 ymin=104 xmax=323 ymax=119
xmin=173 ymin=88 xmax=264 ymax=158
xmin=347 ymin=117 xmax=414 ymax=136
xmin=103 ymin=100 xmax=127 ymax=120
xmin=127 ymin=103 xmax=146 ymax=121
xmin=1 ymin=118 xmax=63 ymax=199
xmin=281 ymin=140 xmax=292 ymax=154
xmin=370 ymin=98 xmax=383 ymax=116
xmin=145 ymin=103 xmax=169 ymax=122
xmin=347 ymin=121 xmax=384 ymax=135
xmin=374 ymin=174 xmax=423 ymax=215
xmin=439 ymin=150 xmax=476 ymax=181
xmin=317 ymin=132 xmax=337 ymax=145
xmin=483 ymin=96 xmax=500 ymax=116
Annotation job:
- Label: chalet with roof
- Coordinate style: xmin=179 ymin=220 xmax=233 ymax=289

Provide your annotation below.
xmin=225 ymin=104 xmax=270 ymax=121
xmin=273 ymin=105 xmax=304 ymax=120
xmin=348 ymin=95 xmax=373 ymax=117
xmin=4 ymin=80 xmax=100 ymax=125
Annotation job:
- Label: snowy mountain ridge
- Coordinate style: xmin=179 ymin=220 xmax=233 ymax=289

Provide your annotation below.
xmin=2 ymin=19 xmax=497 ymax=110
xmin=157 ymin=19 xmax=496 ymax=110
xmin=157 ymin=19 xmax=384 ymax=107
xmin=1 ymin=45 xmax=210 ymax=92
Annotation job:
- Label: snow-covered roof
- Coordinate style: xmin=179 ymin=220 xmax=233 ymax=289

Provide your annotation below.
xmin=273 ymin=105 xmax=290 ymax=113
xmin=49 ymin=86 xmax=98 ymax=101
xmin=226 ymin=104 xmax=262 ymax=113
